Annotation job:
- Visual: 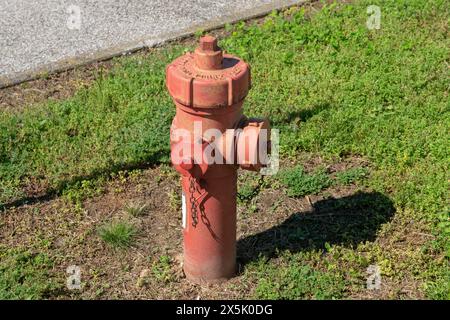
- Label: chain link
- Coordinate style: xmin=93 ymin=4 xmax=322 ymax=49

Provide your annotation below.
xmin=188 ymin=176 xmax=198 ymax=227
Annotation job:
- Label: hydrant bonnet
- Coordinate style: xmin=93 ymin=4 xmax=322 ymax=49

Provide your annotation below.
xmin=166 ymin=37 xmax=251 ymax=108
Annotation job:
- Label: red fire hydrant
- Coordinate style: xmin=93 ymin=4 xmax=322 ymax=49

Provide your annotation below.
xmin=166 ymin=35 xmax=270 ymax=283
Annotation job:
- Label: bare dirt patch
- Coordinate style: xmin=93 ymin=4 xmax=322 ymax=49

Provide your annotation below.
xmin=0 ymin=155 xmax=379 ymax=299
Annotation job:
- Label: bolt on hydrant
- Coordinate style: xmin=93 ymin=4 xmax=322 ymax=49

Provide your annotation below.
xmin=166 ymin=35 xmax=272 ymax=283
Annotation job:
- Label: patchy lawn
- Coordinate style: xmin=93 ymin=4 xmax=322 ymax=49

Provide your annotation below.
xmin=0 ymin=0 xmax=448 ymax=299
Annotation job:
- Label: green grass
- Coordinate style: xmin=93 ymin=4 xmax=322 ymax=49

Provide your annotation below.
xmin=98 ymin=221 xmax=137 ymax=248
xmin=238 ymin=182 xmax=258 ymax=202
xmin=220 ymin=0 xmax=449 ymax=298
xmin=0 ymin=50 xmax=177 ymax=206
xmin=0 ymin=247 xmax=60 ymax=299
xmin=335 ymin=167 xmax=368 ymax=185
xmin=424 ymin=265 xmax=450 ymax=300
xmin=253 ymin=254 xmax=346 ymax=299
xmin=0 ymin=0 xmax=449 ymax=299
xmin=280 ymin=166 xmax=332 ymax=197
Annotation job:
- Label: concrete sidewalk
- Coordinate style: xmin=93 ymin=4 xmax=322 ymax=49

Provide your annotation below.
xmin=0 ymin=0 xmax=305 ymax=88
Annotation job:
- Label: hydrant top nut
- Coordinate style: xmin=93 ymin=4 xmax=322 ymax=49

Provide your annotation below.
xmin=166 ymin=36 xmax=251 ymax=109
xmin=198 ymin=35 xmax=219 ymax=52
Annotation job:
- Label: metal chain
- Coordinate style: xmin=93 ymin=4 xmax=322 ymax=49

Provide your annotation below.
xmin=188 ymin=176 xmax=198 ymax=228
xmin=190 ymin=174 xmax=264 ymax=228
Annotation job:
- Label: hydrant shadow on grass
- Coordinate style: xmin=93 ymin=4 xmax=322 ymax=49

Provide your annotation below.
xmin=236 ymin=191 xmax=395 ymax=267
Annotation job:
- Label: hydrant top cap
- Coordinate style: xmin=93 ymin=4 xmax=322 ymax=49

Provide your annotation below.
xmin=166 ymin=35 xmax=251 ymax=108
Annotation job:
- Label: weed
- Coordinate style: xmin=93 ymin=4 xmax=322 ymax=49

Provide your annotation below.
xmin=62 ymin=178 xmax=105 ymax=205
xmin=167 ymin=189 xmax=181 ymax=211
xmin=335 ymin=167 xmax=368 ymax=185
xmin=424 ymin=265 xmax=450 ymax=300
xmin=152 ymin=255 xmax=174 ymax=283
xmin=238 ymin=182 xmax=257 ymax=203
xmin=98 ymin=220 xmax=137 ymax=248
xmin=0 ymin=247 xmax=59 ymax=299
xmin=279 ymin=166 xmax=332 ymax=197
xmin=124 ymin=202 xmax=148 ymax=217
xmin=254 ymin=256 xmax=345 ymax=299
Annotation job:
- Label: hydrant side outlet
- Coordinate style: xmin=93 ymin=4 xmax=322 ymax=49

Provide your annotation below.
xmin=166 ymin=35 xmax=271 ymax=283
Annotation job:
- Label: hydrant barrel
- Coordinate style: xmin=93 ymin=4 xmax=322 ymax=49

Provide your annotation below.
xmin=181 ymin=173 xmax=238 ymax=280
xmin=166 ymin=35 xmax=270 ymax=283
